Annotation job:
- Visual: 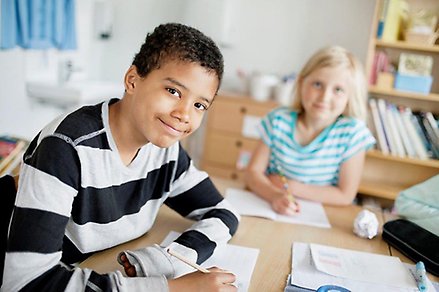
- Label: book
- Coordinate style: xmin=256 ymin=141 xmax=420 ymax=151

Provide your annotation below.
xmin=385 ymin=102 xmax=405 ymax=157
xmin=0 ymin=136 xmax=27 ymax=176
xmin=382 ymin=0 xmax=403 ymax=42
xmin=369 ymin=98 xmax=389 ymax=154
xmin=391 ymin=104 xmax=415 ymax=158
xmin=412 ymin=113 xmax=435 ymax=158
xmin=377 ymin=99 xmax=398 ymax=156
xmin=376 ymin=0 xmax=390 ymax=39
xmin=399 ymin=107 xmax=429 ymax=160
xmin=425 ymin=112 xmax=439 ymax=141
xmin=419 ymin=112 xmax=439 ymax=159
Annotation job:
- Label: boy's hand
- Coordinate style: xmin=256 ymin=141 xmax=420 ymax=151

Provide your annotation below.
xmin=168 ymin=267 xmax=237 ymax=292
xmin=119 ymin=253 xmax=237 ymax=291
xmin=118 ymin=252 xmax=137 ymax=277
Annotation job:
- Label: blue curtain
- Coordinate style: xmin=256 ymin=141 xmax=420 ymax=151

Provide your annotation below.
xmin=0 ymin=0 xmax=77 ymax=50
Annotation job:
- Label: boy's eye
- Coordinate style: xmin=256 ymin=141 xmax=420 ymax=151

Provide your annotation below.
xmin=194 ymin=102 xmax=208 ymax=111
xmin=167 ymin=88 xmax=181 ymax=97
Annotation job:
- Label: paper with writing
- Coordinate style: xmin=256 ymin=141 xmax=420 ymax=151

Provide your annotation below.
xmin=225 ymin=188 xmax=331 ymax=228
xmin=291 ymin=242 xmax=434 ymax=291
xmin=162 ymin=231 xmax=259 ymax=292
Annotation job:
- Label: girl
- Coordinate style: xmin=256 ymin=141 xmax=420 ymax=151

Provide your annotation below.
xmin=245 ymin=46 xmax=375 ymax=215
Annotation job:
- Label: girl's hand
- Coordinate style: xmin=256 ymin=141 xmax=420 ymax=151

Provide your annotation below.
xmin=268 ymin=174 xmax=300 ymax=215
xmin=168 ymin=267 xmax=237 ymax=292
xmin=271 ymin=194 xmax=298 ymax=215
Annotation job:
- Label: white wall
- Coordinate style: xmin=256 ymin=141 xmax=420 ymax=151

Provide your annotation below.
xmin=0 ymin=0 xmax=375 ymax=143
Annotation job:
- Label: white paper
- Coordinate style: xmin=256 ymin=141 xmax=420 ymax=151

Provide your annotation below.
xmin=241 ymin=115 xmax=261 ymax=139
xmin=310 ymin=243 xmax=414 ymax=288
xmin=291 ymin=242 xmax=434 ymax=292
xmin=225 ymin=188 xmax=331 ymax=228
xmin=162 ymin=231 xmax=259 ymax=292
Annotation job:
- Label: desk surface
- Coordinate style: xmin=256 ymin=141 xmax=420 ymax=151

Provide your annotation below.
xmin=80 ymin=177 xmax=434 ymax=291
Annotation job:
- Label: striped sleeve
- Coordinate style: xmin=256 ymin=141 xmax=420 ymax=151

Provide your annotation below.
xmin=341 ymin=119 xmax=376 ymax=162
xmin=123 ymin=145 xmax=240 ymax=278
xmin=258 ymin=108 xmax=277 ymax=147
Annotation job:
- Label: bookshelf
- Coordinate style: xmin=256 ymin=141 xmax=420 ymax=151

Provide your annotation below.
xmin=362 ymin=0 xmax=439 ymax=200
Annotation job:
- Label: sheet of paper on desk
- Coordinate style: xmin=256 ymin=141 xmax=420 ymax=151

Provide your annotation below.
xmin=291 ymin=242 xmax=434 ymax=291
xmin=161 ymin=231 xmax=259 ymax=292
xmin=225 ymin=188 xmax=331 ymax=228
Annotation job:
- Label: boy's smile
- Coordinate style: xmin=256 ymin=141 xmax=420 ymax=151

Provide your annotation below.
xmin=116 ymin=60 xmax=219 ymax=152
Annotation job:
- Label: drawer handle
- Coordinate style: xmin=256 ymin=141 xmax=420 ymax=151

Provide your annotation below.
xmin=231 ymin=173 xmax=238 ymax=180
xmin=235 ymin=140 xmax=242 ymax=148
xmin=240 ymin=107 xmax=247 ymax=114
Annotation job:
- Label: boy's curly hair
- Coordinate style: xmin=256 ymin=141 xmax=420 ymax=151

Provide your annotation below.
xmin=132 ymin=23 xmax=224 ymax=88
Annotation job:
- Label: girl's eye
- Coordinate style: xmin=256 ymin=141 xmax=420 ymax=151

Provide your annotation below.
xmin=167 ymin=88 xmax=180 ymax=97
xmin=194 ymin=102 xmax=208 ymax=111
xmin=312 ymin=81 xmax=322 ymax=89
xmin=334 ymin=87 xmax=344 ymax=94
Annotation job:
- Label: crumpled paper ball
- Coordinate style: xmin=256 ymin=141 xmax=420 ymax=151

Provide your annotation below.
xmin=353 ymin=209 xmax=379 ymax=239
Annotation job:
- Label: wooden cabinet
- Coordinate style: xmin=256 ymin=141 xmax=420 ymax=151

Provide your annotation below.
xmin=201 ymin=94 xmax=278 ymax=181
xmin=361 ymin=0 xmax=439 ymax=200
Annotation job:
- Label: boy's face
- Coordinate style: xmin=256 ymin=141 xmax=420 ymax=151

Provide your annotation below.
xmin=124 ymin=61 xmax=219 ymax=148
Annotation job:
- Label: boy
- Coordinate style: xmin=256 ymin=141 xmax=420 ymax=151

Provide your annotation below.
xmin=3 ymin=23 xmax=239 ymax=291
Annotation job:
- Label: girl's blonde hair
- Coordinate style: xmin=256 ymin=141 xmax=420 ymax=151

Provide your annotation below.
xmin=290 ymin=46 xmax=367 ymax=121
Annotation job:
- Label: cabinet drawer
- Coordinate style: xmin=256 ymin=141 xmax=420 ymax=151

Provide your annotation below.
xmin=203 ymin=132 xmax=260 ymax=168
xmin=201 ymin=164 xmax=245 ymax=182
xmin=208 ymin=97 xmax=277 ymax=135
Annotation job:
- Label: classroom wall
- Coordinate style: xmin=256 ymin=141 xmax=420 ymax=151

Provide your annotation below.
xmin=0 ymin=0 xmax=375 ymax=149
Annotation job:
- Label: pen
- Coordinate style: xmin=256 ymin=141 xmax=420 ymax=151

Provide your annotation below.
xmin=275 ymin=164 xmax=299 ymax=208
xmin=167 ymin=248 xmax=210 ymax=273
xmin=415 ymin=261 xmax=427 ymax=292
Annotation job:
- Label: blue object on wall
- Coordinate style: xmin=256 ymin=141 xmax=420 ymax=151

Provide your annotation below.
xmin=0 ymin=0 xmax=77 ymax=50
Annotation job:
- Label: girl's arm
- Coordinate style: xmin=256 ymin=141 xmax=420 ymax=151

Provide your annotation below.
xmin=270 ymin=150 xmax=366 ymax=205
xmin=245 ymin=141 xmax=297 ymax=215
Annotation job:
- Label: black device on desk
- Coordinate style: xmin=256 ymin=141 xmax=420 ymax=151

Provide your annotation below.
xmin=383 ymin=219 xmax=439 ymax=276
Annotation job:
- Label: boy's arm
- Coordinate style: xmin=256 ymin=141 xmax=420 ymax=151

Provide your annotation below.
xmin=120 ymin=146 xmax=240 ymax=277
xmin=3 ymin=136 xmax=170 ymax=292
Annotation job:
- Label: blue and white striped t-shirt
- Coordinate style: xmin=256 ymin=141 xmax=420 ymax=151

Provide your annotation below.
xmin=258 ymin=107 xmax=376 ymax=186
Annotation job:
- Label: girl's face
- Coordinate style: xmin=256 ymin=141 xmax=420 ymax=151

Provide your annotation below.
xmin=299 ymin=65 xmax=351 ymax=125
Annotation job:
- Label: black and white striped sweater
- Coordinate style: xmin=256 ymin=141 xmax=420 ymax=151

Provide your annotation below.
xmin=3 ymin=99 xmax=239 ymax=291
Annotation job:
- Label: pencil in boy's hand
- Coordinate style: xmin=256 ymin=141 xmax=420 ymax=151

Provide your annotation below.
xmin=275 ymin=164 xmax=299 ymax=209
xmin=167 ymin=248 xmax=210 ymax=273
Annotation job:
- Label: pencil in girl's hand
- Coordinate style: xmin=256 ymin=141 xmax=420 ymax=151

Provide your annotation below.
xmin=275 ymin=164 xmax=299 ymax=208
xmin=167 ymin=248 xmax=210 ymax=273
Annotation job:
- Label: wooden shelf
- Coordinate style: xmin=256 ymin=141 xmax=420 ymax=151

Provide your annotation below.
xmin=369 ymin=86 xmax=439 ymax=102
xmin=375 ymin=39 xmax=439 ymax=53
xmin=366 ymin=149 xmax=439 ymax=168
xmin=358 ymin=180 xmax=404 ymax=200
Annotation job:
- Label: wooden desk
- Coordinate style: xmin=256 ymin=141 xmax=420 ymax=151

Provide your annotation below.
xmin=80 ymin=177 xmax=399 ymax=291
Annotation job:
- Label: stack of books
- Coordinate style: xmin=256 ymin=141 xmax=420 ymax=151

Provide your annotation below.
xmin=0 ymin=136 xmax=28 ymax=177
xmin=368 ymin=98 xmax=439 ymax=160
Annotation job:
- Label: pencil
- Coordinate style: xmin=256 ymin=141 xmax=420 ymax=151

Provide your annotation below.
xmin=275 ymin=164 xmax=298 ymax=205
xmin=167 ymin=248 xmax=210 ymax=273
